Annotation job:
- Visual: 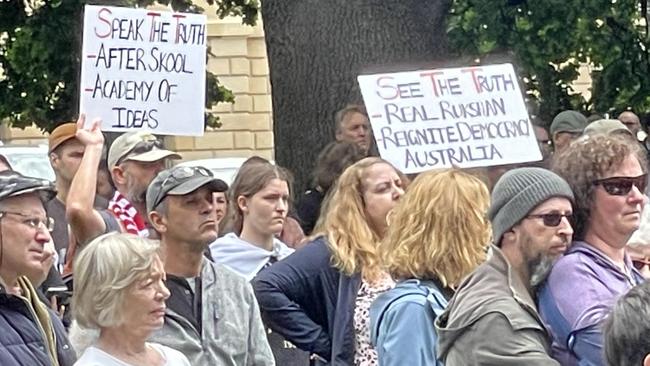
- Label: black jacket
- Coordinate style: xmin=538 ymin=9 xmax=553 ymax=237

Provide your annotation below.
xmin=253 ymin=236 xmax=361 ymax=365
xmin=0 ymin=281 xmax=76 ymax=366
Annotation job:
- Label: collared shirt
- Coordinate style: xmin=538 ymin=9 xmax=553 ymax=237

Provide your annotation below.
xmin=538 ymin=241 xmax=644 ymax=366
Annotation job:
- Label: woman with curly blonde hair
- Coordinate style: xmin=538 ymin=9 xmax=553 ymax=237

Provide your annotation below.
xmin=370 ymin=169 xmax=490 ymax=366
xmin=253 ymin=157 xmax=405 ymax=365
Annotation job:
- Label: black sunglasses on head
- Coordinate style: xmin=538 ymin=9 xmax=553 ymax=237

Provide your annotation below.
xmin=592 ymin=174 xmax=647 ymax=196
xmin=150 ymin=166 xmax=213 ymax=210
xmin=527 ymin=213 xmax=572 ymax=227
xmin=117 ymin=139 xmax=163 ymax=165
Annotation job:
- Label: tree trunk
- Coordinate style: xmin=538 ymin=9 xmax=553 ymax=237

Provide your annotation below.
xmin=263 ymin=0 xmax=452 ymax=194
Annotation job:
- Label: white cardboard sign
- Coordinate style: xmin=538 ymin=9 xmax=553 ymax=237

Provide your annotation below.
xmin=358 ymin=63 xmax=541 ymax=174
xmin=80 ymin=5 xmax=207 ymax=136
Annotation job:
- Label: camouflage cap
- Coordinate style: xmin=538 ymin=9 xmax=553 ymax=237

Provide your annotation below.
xmin=0 ymin=170 xmax=56 ymax=202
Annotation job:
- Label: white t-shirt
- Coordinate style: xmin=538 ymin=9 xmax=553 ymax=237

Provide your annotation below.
xmin=74 ymin=343 xmax=190 ymax=366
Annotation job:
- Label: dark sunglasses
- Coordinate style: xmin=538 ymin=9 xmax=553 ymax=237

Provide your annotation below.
xmin=633 ymin=257 xmax=650 ymax=271
xmin=118 ymin=139 xmax=163 ymax=165
xmin=151 ymin=166 xmax=213 ymax=209
xmin=160 ymin=166 xmax=212 ymax=188
xmin=592 ymin=174 xmax=647 ymax=196
xmin=527 ymin=213 xmax=572 ymax=227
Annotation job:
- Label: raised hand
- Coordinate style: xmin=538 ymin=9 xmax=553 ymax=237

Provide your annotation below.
xmin=75 ymin=114 xmax=104 ymax=146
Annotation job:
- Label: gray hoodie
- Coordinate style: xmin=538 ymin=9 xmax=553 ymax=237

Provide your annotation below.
xmin=435 ymin=246 xmax=559 ymax=366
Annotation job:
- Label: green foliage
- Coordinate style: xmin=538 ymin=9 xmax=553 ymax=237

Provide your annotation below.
xmin=0 ymin=0 xmax=258 ymax=132
xmin=448 ymin=0 xmax=650 ymax=124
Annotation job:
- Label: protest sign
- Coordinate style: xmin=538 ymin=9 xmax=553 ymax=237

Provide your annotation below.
xmin=80 ymin=5 xmax=207 ymax=136
xmin=358 ymin=63 xmax=541 ymax=174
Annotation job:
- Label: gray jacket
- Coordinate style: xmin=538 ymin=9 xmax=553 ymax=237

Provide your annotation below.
xmin=150 ymin=260 xmax=274 ymax=366
xmin=435 ymin=246 xmax=559 ymax=366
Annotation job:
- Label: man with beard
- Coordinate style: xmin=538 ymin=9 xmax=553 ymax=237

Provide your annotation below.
xmin=436 ymin=167 xmax=574 ymax=365
xmin=65 ymin=116 xmax=179 ymax=271
xmin=538 ymin=133 xmax=647 ymax=365
xmin=146 ymin=166 xmax=274 ymax=365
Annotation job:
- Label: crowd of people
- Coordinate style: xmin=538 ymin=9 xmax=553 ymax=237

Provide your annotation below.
xmin=0 ymin=103 xmax=649 ymax=366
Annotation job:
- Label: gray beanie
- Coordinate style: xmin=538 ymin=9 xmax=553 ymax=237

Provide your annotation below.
xmin=489 ymin=167 xmax=574 ymax=245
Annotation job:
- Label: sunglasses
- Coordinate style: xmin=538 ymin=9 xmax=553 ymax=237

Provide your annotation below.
xmin=151 ymin=166 xmax=213 ymax=210
xmin=527 ymin=213 xmax=572 ymax=227
xmin=633 ymin=257 xmax=650 ymax=271
xmin=117 ymin=139 xmax=163 ymax=165
xmin=592 ymin=174 xmax=647 ymax=196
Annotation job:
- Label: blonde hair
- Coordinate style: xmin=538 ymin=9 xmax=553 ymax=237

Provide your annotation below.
xmin=73 ymin=232 xmax=160 ymax=329
xmin=381 ymin=169 xmax=491 ymax=287
xmin=315 ymin=157 xmax=401 ymax=282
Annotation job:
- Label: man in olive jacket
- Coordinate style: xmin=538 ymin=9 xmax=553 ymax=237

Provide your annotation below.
xmin=435 ymin=168 xmax=574 ymax=365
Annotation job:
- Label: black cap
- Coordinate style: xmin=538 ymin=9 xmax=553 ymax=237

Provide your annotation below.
xmin=0 ymin=170 xmax=56 ymax=202
xmin=146 ymin=166 xmax=228 ymax=213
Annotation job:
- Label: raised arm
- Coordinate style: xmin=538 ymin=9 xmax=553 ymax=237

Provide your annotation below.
xmin=66 ymin=116 xmax=108 ymax=244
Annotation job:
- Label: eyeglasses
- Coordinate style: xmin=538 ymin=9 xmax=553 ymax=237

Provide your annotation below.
xmin=527 ymin=213 xmax=572 ymax=227
xmin=592 ymin=174 xmax=647 ymax=196
xmin=151 ymin=166 xmax=213 ymax=209
xmin=117 ymin=139 xmax=163 ymax=165
xmin=0 ymin=211 xmax=54 ymax=232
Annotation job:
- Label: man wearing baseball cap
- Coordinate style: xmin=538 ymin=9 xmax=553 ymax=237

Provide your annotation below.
xmin=146 ymin=166 xmax=274 ymax=366
xmin=0 ymin=170 xmax=76 ymax=365
xmin=65 ymin=116 xmax=180 ymax=271
xmin=549 ymin=110 xmax=588 ymax=153
xmin=436 ymin=167 xmax=574 ymax=365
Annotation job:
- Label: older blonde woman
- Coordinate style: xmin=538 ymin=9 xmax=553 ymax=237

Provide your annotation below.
xmin=253 ymin=157 xmax=406 ymax=365
xmin=73 ymin=233 xmax=190 ymax=366
xmin=370 ymin=169 xmax=491 ymax=366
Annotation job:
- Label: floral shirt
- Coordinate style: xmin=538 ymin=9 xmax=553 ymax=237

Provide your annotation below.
xmin=353 ymin=273 xmax=395 ymax=366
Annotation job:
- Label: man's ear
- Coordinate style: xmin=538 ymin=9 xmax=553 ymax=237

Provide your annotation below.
xmin=49 ymin=152 xmax=59 ymax=168
xmin=148 ymin=211 xmax=167 ymax=234
xmin=112 ymin=165 xmax=126 ymax=186
xmin=644 ymin=354 xmax=650 ymax=366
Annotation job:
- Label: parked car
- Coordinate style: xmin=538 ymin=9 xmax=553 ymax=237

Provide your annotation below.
xmin=0 ymin=144 xmax=55 ymax=181
xmin=176 ymin=157 xmax=249 ymax=185
xmin=177 ymin=157 xmax=276 ymax=185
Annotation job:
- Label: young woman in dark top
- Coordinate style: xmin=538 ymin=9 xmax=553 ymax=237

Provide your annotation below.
xmin=254 ymin=157 xmax=406 ymax=365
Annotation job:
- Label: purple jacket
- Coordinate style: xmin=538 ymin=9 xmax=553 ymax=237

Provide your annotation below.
xmin=537 ymin=241 xmax=643 ymax=366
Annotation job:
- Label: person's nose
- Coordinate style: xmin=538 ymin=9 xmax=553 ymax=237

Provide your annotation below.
xmin=629 ymin=185 xmax=647 ymax=205
xmin=157 ymin=281 xmax=171 ymax=301
xmin=200 ymin=198 xmax=214 ymax=215
xmin=276 ymin=198 xmax=288 ymax=213
xmin=558 ymin=216 xmax=574 ymax=237
xmin=393 ymin=185 xmax=404 ymax=200
xmin=35 ymin=228 xmax=52 ymax=244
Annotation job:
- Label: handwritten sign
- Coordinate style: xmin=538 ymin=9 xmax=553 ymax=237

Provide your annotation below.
xmin=80 ymin=5 xmax=207 ymax=136
xmin=358 ymin=64 xmax=541 ymax=173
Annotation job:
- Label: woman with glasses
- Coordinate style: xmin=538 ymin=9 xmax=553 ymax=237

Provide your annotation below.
xmin=538 ymin=133 xmax=647 ymax=366
xmin=72 ymin=232 xmax=190 ymax=366
xmin=253 ymin=157 xmax=405 ymax=365
xmin=208 ymin=160 xmax=309 ymax=365
xmin=370 ymin=169 xmax=490 ymax=366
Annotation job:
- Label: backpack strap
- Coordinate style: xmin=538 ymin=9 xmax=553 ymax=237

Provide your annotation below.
xmin=374 ymin=280 xmax=447 ymax=337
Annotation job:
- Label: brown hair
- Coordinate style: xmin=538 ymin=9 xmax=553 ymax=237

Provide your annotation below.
xmin=313 ymin=141 xmax=366 ymax=192
xmin=229 ymin=161 xmax=294 ymax=235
